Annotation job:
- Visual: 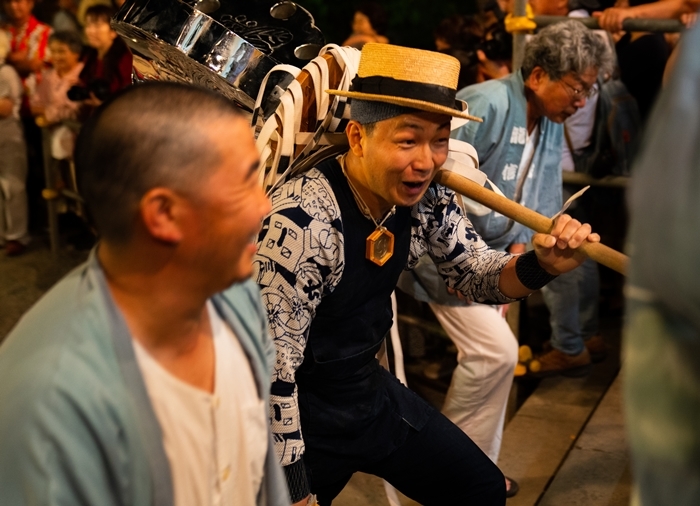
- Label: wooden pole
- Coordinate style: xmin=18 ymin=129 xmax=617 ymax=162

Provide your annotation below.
xmin=433 ymin=169 xmax=629 ymax=276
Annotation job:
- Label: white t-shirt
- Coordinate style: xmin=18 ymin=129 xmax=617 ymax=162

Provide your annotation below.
xmin=561 ymin=86 xmax=600 ymax=172
xmin=560 ymin=10 xmax=612 ymax=172
xmin=517 ymin=123 xmax=540 ymax=190
xmin=133 ymin=302 xmax=268 ymax=506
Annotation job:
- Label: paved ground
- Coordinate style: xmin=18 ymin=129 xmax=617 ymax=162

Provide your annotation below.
xmin=0 ymin=239 xmax=88 ymax=343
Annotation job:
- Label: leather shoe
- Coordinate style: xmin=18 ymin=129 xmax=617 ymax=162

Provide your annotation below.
xmin=5 ymin=240 xmax=26 ymax=257
xmin=530 ymin=347 xmax=592 ymax=377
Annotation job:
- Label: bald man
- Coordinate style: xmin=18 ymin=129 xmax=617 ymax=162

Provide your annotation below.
xmin=0 ymin=83 xmax=289 ymax=506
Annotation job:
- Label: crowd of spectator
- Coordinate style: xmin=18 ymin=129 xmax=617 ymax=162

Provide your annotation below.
xmin=0 ymin=0 xmax=698 ymax=505
xmin=0 ymin=0 xmax=131 ymax=255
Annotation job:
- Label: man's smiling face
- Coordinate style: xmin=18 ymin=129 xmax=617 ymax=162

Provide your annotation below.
xmin=357 ymin=111 xmax=452 ymax=210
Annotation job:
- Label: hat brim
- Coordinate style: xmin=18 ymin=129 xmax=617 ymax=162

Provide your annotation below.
xmin=326 ymin=89 xmax=483 ymax=123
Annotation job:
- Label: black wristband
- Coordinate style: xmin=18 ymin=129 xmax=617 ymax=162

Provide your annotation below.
xmin=515 ymin=250 xmax=558 ymax=290
xmin=284 ymin=459 xmax=311 ymax=503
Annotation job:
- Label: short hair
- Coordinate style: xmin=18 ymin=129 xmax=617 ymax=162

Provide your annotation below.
xmin=356 ymin=2 xmax=388 ymax=35
xmin=434 ymin=14 xmax=483 ymax=51
xmin=521 ymin=20 xmax=613 ymax=81
xmin=85 ymin=4 xmax=115 ymax=23
xmin=48 ymin=31 xmax=83 ymax=55
xmin=75 ymin=82 xmax=245 ymax=243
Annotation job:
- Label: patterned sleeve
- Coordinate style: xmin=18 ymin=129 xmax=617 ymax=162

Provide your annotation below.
xmin=252 ymin=169 xmax=344 ymax=483
xmin=408 ymin=183 xmax=515 ymax=304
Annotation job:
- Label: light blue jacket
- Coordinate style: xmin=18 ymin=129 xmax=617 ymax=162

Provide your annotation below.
xmin=399 ymin=71 xmax=564 ymax=305
xmin=0 ymin=250 xmax=290 ymax=506
xmin=453 ymin=70 xmax=563 ymax=250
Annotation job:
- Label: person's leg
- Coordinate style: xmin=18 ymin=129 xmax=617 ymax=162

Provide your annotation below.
xmin=363 ymin=409 xmax=506 ymax=505
xmin=2 ymin=173 xmax=29 ymax=243
xmin=541 ymin=270 xmax=585 ymax=355
xmin=304 ymin=448 xmax=357 ymax=506
xmin=0 ymin=138 xmax=30 ymax=248
xmin=577 ymin=258 xmax=600 ymax=341
xmin=430 ymin=303 xmax=517 ymax=462
xmin=312 ymin=472 xmax=355 ymax=506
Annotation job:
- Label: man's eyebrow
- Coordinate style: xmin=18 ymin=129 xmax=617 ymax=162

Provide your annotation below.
xmin=395 ymin=120 xmax=452 ymax=132
xmin=396 ymin=121 xmax=425 ymax=132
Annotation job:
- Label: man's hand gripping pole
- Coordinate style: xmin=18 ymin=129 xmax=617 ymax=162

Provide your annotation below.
xmin=432 ymin=169 xmax=629 ymax=276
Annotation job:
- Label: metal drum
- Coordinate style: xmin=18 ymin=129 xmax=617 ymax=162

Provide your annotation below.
xmin=113 ymin=0 xmax=325 ymax=111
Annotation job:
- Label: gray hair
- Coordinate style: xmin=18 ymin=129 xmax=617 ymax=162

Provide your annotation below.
xmin=75 ymin=82 xmax=245 ymax=243
xmin=522 ymin=20 xmax=613 ymax=81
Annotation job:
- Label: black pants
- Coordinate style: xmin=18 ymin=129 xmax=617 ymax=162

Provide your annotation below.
xmin=306 ymin=408 xmax=506 ymax=505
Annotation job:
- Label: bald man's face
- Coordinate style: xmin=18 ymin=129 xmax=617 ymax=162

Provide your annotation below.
xmin=181 ymin=116 xmax=270 ymax=289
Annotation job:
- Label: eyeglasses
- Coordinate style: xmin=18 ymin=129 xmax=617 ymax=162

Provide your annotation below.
xmin=560 ymin=79 xmax=598 ymax=100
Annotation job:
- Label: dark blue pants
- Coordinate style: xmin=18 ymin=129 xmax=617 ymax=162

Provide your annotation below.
xmin=306 ymin=408 xmax=506 ymax=505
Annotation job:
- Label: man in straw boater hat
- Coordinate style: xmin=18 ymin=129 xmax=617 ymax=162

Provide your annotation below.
xmin=254 ymin=42 xmax=599 ymax=505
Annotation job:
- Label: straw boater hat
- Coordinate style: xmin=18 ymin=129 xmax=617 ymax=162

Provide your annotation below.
xmin=327 ymin=43 xmax=481 ymax=122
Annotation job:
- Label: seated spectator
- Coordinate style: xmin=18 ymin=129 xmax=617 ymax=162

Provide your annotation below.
xmin=0 ymin=30 xmax=29 ymax=255
xmin=342 ymin=1 xmax=389 ymax=49
xmin=0 ymin=82 xmax=289 ymax=505
xmin=71 ymin=4 xmax=131 ymax=114
xmin=31 ymin=30 xmax=82 ymax=127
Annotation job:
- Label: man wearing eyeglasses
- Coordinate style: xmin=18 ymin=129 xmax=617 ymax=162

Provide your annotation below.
xmin=397 ymin=21 xmax=612 ymax=489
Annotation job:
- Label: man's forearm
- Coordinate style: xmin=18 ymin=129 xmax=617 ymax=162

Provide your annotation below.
xmin=0 ymin=98 xmax=14 ymax=118
xmin=629 ymin=0 xmax=698 ymax=20
xmin=498 ymin=252 xmax=558 ymax=299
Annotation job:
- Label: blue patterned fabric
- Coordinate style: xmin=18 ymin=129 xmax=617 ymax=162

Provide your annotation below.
xmin=452 ymin=70 xmax=563 ymax=250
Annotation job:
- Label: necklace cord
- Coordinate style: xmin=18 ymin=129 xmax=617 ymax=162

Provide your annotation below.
xmin=339 ymin=154 xmax=396 ymax=229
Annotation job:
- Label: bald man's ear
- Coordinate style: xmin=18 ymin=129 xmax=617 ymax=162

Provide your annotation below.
xmin=139 ymin=188 xmax=184 ymax=244
xmin=346 ymin=120 xmax=366 ymax=157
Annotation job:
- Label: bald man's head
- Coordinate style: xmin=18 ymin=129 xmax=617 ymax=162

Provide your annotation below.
xmin=75 ymin=82 xmax=248 ymax=243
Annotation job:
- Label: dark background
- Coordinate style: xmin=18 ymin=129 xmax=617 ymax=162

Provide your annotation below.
xmin=299 ymin=0 xmax=479 ymax=50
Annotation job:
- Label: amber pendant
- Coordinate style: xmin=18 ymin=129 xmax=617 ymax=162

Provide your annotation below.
xmin=366 ymin=227 xmax=394 ymax=266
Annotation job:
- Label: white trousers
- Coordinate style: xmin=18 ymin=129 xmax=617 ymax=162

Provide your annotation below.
xmin=0 ymin=124 xmax=29 ymax=243
xmin=429 ymin=303 xmax=518 ymax=463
